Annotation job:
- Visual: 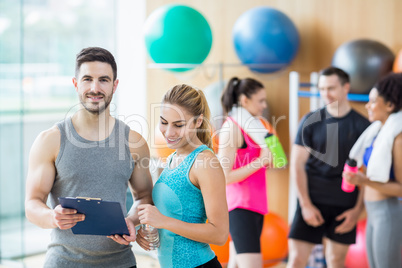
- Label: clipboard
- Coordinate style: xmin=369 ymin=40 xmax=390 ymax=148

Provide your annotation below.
xmin=58 ymin=197 xmax=130 ymax=236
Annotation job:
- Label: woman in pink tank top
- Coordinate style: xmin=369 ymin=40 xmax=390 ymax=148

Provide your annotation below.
xmin=218 ymin=77 xmax=275 ymax=268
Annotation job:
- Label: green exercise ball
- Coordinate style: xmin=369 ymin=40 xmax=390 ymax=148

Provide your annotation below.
xmin=144 ymin=4 xmax=213 ymax=72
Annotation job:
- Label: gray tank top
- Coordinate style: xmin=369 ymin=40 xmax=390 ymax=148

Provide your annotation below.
xmin=45 ymin=117 xmax=136 ymax=268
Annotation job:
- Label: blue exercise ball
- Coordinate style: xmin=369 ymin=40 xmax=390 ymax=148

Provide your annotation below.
xmin=144 ymin=4 xmax=213 ymax=72
xmin=232 ymin=7 xmax=300 ymax=73
xmin=332 ymin=39 xmax=394 ymax=94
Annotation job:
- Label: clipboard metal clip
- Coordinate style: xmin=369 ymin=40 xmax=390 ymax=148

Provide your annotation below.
xmin=76 ymin=197 xmax=102 ymax=201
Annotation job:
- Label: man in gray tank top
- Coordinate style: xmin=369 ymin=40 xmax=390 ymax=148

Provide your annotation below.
xmin=25 ymin=47 xmax=153 ymax=268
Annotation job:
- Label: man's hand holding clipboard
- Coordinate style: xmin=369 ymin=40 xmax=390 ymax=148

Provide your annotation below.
xmin=58 ymin=197 xmax=131 ymax=237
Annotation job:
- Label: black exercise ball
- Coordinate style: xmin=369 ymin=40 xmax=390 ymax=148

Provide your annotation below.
xmin=331 ymin=39 xmax=394 ymax=94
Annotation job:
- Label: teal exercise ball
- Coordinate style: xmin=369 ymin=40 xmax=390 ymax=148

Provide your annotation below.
xmin=144 ymin=5 xmax=213 ymax=72
xmin=233 ymin=7 xmax=300 ymax=73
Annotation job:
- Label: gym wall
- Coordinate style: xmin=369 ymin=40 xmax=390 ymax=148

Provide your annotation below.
xmin=145 ymin=0 xmax=402 ymax=222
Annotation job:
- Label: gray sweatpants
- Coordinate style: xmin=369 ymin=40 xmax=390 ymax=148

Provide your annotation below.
xmin=365 ymin=198 xmax=402 ymax=268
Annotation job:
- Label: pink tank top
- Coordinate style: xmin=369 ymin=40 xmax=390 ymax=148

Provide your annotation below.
xmin=225 ymin=117 xmax=268 ymax=215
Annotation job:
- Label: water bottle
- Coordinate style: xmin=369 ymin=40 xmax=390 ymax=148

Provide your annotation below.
xmin=342 ymin=158 xmax=357 ymax=192
xmin=264 ymin=133 xmax=288 ymax=168
xmin=140 ymin=224 xmax=160 ymax=250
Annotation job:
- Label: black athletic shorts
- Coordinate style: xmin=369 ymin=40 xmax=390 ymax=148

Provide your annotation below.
xmin=288 ymin=202 xmax=356 ymax=245
xmin=195 ymin=256 xmax=222 ymax=268
xmin=229 ymin=208 xmax=264 ymax=254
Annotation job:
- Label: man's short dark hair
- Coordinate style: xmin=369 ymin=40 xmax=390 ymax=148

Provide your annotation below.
xmin=319 ymin=66 xmax=350 ymax=85
xmin=75 ymin=47 xmax=117 ymax=81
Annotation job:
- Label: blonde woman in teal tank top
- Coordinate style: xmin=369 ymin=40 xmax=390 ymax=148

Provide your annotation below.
xmin=137 ymin=84 xmax=229 ymax=268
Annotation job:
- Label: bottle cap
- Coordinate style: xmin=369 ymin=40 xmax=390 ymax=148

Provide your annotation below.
xmin=346 ymin=158 xmax=357 ymax=167
xmin=265 ymin=133 xmax=273 ymax=138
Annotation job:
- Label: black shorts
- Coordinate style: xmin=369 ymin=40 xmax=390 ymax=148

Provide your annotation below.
xmin=195 ymin=256 xmax=222 ymax=268
xmin=229 ymin=208 xmax=264 ymax=254
xmin=288 ymin=202 xmax=356 ymax=245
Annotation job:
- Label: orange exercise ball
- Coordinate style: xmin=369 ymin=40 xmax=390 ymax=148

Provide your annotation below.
xmin=345 ymin=219 xmax=369 ymax=268
xmin=261 ymin=212 xmax=289 ymax=267
xmin=211 ymin=127 xmax=219 ymax=154
xmin=210 ymin=237 xmax=230 ymax=265
xmin=393 ymin=48 xmax=402 ymax=73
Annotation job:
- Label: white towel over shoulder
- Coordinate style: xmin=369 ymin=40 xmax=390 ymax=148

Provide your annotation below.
xmin=229 ymin=106 xmax=269 ymax=148
xmin=349 ymin=111 xmax=402 ymax=182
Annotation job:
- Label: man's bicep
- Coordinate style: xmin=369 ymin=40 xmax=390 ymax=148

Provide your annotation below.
xmin=128 ymin=132 xmax=153 ymax=202
xmin=129 ymin=160 xmax=153 ymax=200
xmin=25 ymin=131 xmax=58 ymax=202
xmin=26 ymin=160 xmax=56 ymax=203
xmin=291 ymin=144 xmax=310 ymax=167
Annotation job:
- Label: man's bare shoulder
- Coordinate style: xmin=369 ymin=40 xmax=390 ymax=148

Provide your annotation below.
xmin=31 ymin=125 xmax=61 ymax=160
xmin=35 ymin=125 xmax=60 ymax=144
xmin=127 ymin=129 xmax=150 ymax=160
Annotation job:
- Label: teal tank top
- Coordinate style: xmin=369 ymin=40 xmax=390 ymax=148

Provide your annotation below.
xmin=152 ymin=145 xmax=216 ymax=268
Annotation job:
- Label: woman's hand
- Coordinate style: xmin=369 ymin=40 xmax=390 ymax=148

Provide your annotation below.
xmin=138 ymin=204 xmax=165 ymax=228
xmin=343 ymin=171 xmax=368 ymax=186
xmin=136 ymin=227 xmax=154 ymax=251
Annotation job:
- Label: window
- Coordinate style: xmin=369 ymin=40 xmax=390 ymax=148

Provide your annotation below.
xmin=0 ymin=0 xmax=116 ymax=262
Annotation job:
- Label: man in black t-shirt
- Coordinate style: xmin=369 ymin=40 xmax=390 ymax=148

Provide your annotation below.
xmin=287 ymin=67 xmax=370 ymax=268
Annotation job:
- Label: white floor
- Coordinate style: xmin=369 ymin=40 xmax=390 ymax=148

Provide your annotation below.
xmin=1 ymin=243 xmax=160 ymax=268
xmin=0 ymin=219 xmax=160 ymax=268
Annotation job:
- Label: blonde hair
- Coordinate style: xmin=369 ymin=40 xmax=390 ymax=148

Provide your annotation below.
xmin=162 ymin=84 xmax=212 ymax=149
